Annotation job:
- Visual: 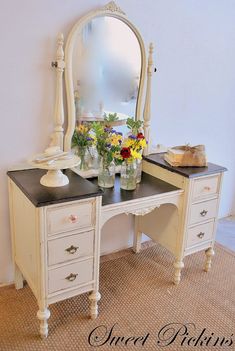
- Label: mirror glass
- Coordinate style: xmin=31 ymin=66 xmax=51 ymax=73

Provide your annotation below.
xmin=72 ymin=16 xmax=142 ymax=134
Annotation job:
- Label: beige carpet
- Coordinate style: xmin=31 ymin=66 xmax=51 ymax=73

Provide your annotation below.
xmin=0 ymin=243 xmax=234 ymax=351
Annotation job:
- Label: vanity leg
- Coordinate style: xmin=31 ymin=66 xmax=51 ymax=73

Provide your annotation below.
xmin=133 ymin=216 xmax=142 ymax=253
xmin=204 ymin=247 xmax=215 ymax=272
xmin=89 ymin=291 xmax=101 ymax=319
xmin=173 ymin=259 xmax=184 ymax=285
xmin=37 ymin=307 xmax=50 ymax=338
xmin=15 ymin=264 xmax=24 ymax=290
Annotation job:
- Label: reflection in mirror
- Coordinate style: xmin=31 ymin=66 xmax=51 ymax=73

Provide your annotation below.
xmin=72 ymin=16 xmax=142 ymax=135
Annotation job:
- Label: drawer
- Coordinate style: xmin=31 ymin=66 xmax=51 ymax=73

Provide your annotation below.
xmin=192 ymin=175 xmax=219 ymax=201
xmin=189 ymin=198 xmax=218 ymax=225
xmin=48 ymin=258 xmax=93 ymax=294
xmin=47 ymin=201 xmax=94 ymax=235
xmin=48 ymin=230 xmax=94 ymax=266
xmin=186 ymin=221 xmax=214 ymax=247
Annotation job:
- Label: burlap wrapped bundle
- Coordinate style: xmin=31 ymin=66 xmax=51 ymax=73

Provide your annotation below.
xmin=164 ymin=145 xmax=207 ymax=167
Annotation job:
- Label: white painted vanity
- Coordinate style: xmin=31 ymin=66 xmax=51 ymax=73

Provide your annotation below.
xmin=7 ymin=1 xmax=226 ymax=339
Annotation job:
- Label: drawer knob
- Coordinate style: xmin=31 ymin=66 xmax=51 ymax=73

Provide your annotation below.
xmin=200 ymin=210 xmax=208 ymax=217
xmin=204 ymin=186 xmax=211 ymax=191
xmin=65 ymin=273 xmax=78 ymax=282
xmin=69 ymin=214 xmax=78 ymax=223
xmin=65 ymin=245 xmax=79 ymax=254
xmin=197 ymin=232 xmax=205 ymax=239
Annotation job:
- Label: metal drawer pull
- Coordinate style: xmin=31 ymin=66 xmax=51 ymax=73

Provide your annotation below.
xmin=69 ymin=214 xmax=78 ymax=223
xmin=200 ymin=210 xmax=208 ymax=217
xmin=65 ymin=273 xmax=78 ymax=282
xmin=197 ymin=232 xmax=205 ymax=239
xmin=204 ymin=186 xmax=211 ymax=191
xmin=65 ymin=245 xmax=79 ymax=254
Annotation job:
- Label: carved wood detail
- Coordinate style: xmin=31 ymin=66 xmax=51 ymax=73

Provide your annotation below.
xmin=101 ymin=1 xmax=126 ymax=15
xmin=126 ymin=205 xmax=159 ymax=216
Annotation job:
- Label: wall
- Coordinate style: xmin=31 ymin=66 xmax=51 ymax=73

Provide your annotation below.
xmin=1 ymin=0 xmax=235 ymax=284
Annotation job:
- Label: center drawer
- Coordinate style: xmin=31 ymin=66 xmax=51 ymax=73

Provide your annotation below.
xmin=48 ymin=230 xmax=94 ymax=266
xmin=48 ymin=258 xmax=93 ymax=294
xmin=189 ymin=198 xmax=218 ymax=225
xmin=47 ymin=200 xmax=94 ymax=235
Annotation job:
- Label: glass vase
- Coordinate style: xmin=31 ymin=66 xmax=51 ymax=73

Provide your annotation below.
xmin=120 ymin=160 xmax=137 ymax=190
xmin=88 ymin=146 xmax=99 ymax=170
xmin=78 ymin=147 xmax=89 ymax=171
xmin=136 ymin=159 xmax=142 ymax=183
xmin=98 ymin=156 xmax=115 ymax=188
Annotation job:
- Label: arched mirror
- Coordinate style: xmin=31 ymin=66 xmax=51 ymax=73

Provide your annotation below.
xmin=49 ymin=2 xmax=154 ymax=178
xmin=63 ymin=1 xmax=148 ymax=151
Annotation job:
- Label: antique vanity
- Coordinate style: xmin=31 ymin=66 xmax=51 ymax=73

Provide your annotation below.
xmin=7 ymin=1 xmax=226 ymax=339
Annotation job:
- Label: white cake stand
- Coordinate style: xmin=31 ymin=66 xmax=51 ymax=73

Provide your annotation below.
xmin=29 ymin=155 xmax=80 ymax=187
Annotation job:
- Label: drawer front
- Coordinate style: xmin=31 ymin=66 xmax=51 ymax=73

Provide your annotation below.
xmin=48 ymin=258 xmax=93 ymax=294
xmin=47 ymin=201 xmax=94 ymax=235
xmin=48 ymin=230 xmax=94 ymax=266
xmin=189 ymin=199 xmax=218 ymax=225
xmin=192 ymin=175 xmax=219 ymax=201
xmin=187 ymin=221 xmax=214 ymax=247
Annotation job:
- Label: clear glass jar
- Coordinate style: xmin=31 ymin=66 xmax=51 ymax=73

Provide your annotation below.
xmin=88 ymin=146 xmax=99 ymax=170
xmin=136 ymin=159 xmax=142 ymax=183
xmin=78 ymin=146 xmax=89 ymax=171
xmin=120 ymin=160 xmax=137 ymax=190
xmin=98 ymin=156 xmax=115 ymax=188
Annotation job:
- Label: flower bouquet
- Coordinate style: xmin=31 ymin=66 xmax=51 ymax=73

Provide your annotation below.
xmin=92 ymin=123 xmax=123 ymax=188
xmin=72 ymin=123 xmax=95 ymax=170
xmin=117 ymin=133 xmax=147 ymax=190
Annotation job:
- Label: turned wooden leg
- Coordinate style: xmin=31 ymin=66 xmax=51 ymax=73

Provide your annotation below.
xmin=37 ymin=308 xmax=50 ymax=338
xmin=204 ymin=247 xmax=215 ymax=272
xmin=15 ymin=264 xmax=24 ymax=290
xmin=133 ymin=217 xmax=142 ymax=253
xmin=89 ymin=291 xmax=101 ymax=319
xmin=173 ymin=260 xmax=184 ymax=285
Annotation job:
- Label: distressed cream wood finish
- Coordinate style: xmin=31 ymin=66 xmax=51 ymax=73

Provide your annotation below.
xmin=142 ymin=160 xmax=223 ymax=277
xmin=192 ymin=175 xmax=219 ymax=200
xmin=8 ymin=160 xmax=225 ymax=338
xmin=47 ymin=230 xmax=94 ymax=265
xmin=8 ymin=178 xmax=102 ymax=338
xmin=47 ymin=200 xmax=94 ymax=235
xmin=48 ymin=258 xmax=93 ymax=294
xmin=186 ymin=221 xmax=214 ymax=247
xmin=189 ymin=198 xmax=218 ymax=225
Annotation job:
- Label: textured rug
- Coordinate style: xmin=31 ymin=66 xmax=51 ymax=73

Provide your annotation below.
xmin=0 ymin=243 xmax=234 ymax=351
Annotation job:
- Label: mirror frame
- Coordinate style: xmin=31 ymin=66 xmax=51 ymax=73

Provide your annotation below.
xmin=63 ymin=1 xmax=147 ymax=151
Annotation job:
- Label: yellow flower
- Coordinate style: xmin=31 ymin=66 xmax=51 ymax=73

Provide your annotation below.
xmin=123 ymin=138 xmax=135 ymax=148
xmin=108 ymin=133 xmax=122 ymax=146
xmin=131 ymin=149 xmax=142 ymax=160
xmin=139 ymin=138 xmax=147 ymax=148
xmin=77 ymin=124 xmax=88 ymax=134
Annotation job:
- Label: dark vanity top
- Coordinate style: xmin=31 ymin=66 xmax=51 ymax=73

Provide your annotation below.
xmin=144 ymin=153 xmax=227 ymax=178
xmin=89 ymin=172 xmax=180 ymax=206
xmin=7 ymin=168 xmax=180 ymax=208
xmin=7 ymin=169 xmax=103 ymax=207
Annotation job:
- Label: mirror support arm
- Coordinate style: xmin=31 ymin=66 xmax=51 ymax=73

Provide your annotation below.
xmin=49 ymin=33 xmax=65 ymax=150
xmin=143 ymin=43 xmax=154 ymax=156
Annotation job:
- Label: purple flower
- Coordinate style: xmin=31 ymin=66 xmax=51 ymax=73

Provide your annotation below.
xmin=86 ymin=137 xmax=93 ymax=141
xmin=105 ymin=143 xmax=111 ymax=148
xmin=129 ymin=135 xmax=137 ymax=140
xmin=104 ymin=127 xmax=113 ymax=133
xmin=116 ymin=132 xmax=123 ymax=136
